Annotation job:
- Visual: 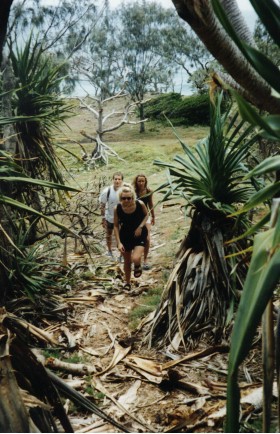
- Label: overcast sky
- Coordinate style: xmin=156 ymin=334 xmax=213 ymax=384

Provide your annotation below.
xmin=42 ymin=0 xmax=255 ymax=12
xmin=140 ymin=0 xmax=254 ymax=11
xmin=42 ymin=0 xmax=257 ymax=30
xmin=43 ymin=0 xmax=254 ymax=9
xmin=130 ymin=0 xmax=256 ymax=29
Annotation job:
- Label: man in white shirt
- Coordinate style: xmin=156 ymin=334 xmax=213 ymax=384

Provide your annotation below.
xmin=99 ymin=172 xmax=124 ymax=258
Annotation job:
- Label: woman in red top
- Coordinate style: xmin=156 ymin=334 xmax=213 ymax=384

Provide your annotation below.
xmin=114 ymin=183 xmax=148 ymax=290
xmin=132 ymin=174 xmax=155 ymax=270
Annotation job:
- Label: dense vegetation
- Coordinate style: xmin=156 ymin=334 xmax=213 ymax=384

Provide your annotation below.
xmin=144 ymin=92 xmax=211 ymax=126
xmin=0 ymin=0 xmax=279 ymax=432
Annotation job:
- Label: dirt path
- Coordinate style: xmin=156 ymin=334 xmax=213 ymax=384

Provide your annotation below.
xmin=51 ymin=206 xmax=236 ymax=434
xmin=50 ymin=107 xmax=263 ymax=433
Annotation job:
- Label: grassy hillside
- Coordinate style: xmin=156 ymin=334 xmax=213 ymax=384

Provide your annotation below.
xmin=56 ymin=101 xmax=209 ymax=190
xmin=54 ymin=102 xmax=210 ymax=268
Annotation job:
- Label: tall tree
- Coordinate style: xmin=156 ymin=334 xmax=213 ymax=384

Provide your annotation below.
xmin=72 ymin=2 xmax=123 ymax=98
xmin=7 ymin=0 xmax=97 ymax=94
xmin=8 ymin=0 xmax=96 ymax=52
xmin=161 ymin=13 xmax=214 ymax=94
xmin=116 ymin=1 xmax=176 ymax=132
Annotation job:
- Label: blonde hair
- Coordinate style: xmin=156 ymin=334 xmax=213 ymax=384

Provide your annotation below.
xmin=118 ymin=183 xmax=136 ymax=201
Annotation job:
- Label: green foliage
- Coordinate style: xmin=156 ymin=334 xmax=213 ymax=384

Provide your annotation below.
xmin=0 ymin=149 xmax=79 ymax=236
xmin=170 ymin=93 xmax=211 ymax=126
xmin=8 ymin=235 xmax=65 ymax=302
xmin=212 ymin=0 xmax=280 ymax=141
xmin=144 ymin=93 xmax=182 ymax=119
xmin=226 ymin=203 xmax=280 ymax=432
xmin=84 ymin=384 xmax=105 ymax=401
xmin=144 ymin=93 xmax=224 ymax=126
xmin=64 ymin=354 xmax=84 ymax=364
xmin=210 ymin=0 xmax=280 ymax=431
xmin=9 ymin=35 xmax=75 ymax=182
xmin=129 ymin=287 xmax=162 ymax=329
xmin=254 ymin=20 xmax=280 ymax=67
xmin=154 ymin=92 xmax=258 ymax=215
xmin=43 ymin=349 xmax=61 ymax=359
xmin=117 ymin=1 xmax=176 ymax=101
xmin=144 ymin=91 xmax=261 ymax=349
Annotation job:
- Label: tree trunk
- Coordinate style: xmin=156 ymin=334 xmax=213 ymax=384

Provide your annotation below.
xmin=139 ymin=103 xmax=145 ymax=133
xmin=143 ymin=211 xmax=242 ymax=350
xmin=0 ymin=55 xmax=17 ymax=302
xmin=1 ymin=57 xmax=17 ymax=152
xmin=0 ymin=0 xmax=13 ymax=65
xmin=171 ymin=0 xmax=280 ymax=114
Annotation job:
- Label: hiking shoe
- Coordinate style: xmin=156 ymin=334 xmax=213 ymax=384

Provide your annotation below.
xmin=105 ymin=251 xmax=115 ymax=260
xmin=143 ymin=263 xmax=151 ymax=270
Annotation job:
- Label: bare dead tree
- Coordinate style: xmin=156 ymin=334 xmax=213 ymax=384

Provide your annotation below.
xmin=78 ymin=90 xmax=148 ymax=166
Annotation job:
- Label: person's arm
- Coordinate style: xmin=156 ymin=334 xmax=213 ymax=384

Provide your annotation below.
xmin=148 ymin=191 xmax=155 ymax=225
xmin=99 ymin=188 xmax=107 ymax=228
xmin=114 ymin=206 xmax=125 ymax=253
xmin=134 ymin=201 xmax=149 ymax=237
xmin=100 ymin=203 xmax=106 ymax=227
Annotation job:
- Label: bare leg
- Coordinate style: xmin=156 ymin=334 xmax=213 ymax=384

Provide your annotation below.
xmin=144 ymin=223 xmax=151 ymax=263
xmin=132 ymin=246 xmax=144 ymax=269
xmin=106 ymin=226 xmax=113 ymax=253
xmin=123 ymin=250 xmax=132 ymax=285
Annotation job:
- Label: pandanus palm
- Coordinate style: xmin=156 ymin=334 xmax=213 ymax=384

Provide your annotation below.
xmin=0 ymin=36 xmax=76 ymax=301
xmin=144 ymin=91 xmax=259 ymax=350
xmin=8 ymin=36 xmax=75 ymax=243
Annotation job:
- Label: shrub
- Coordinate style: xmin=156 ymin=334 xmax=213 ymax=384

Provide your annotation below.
xmin=144 ymin=93 xmax=182 ymax=119
xmin=170 ymin=93 xmax=210 ymax=126
xmin=143 ymin=93 xmax=212 ymax=126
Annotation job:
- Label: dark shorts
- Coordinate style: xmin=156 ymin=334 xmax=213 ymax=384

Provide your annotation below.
xmin=120 ymin=226 xmax=148 ymax=252
xmin=106 ymin=220 xmax=114 ymax=230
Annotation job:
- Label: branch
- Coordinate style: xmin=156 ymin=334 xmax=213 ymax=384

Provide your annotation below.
xmin=80 ymin=130 xmax=97 ymax=143
xmin=42 ymin=3 xmax=99 ymax=54
xmin=102 ymin=118 xmax=147 ymax=134
xmin=45 ymin=357 xmax=96 ymax=375
xmin=78 ymin=97 xmax=99 ymax=118
xmin=171 ymin=0 xmax=280 ymax=114
xmin=220 ymin=0 xmax=256 ymax=47
xmin=103 ymin=88 xmax=128 ymax=104
xmin=102 ymin=99 xmax=149 ymax=132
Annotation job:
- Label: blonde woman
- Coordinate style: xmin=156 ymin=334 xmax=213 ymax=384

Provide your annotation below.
xmin=114 ymin=183 xmax=149 ymax=290
xmin=132 ymin=174 xmax=155 ymax=269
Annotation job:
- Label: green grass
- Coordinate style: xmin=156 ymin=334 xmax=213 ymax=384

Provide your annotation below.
xmin=53 ymin=112 xmax=209 ymax=332
xmin=43 ymin=349 xmax=61 ymax=359
xmin=128 ymin=286 xmax=162 ymax=329
xmin=56 ymin=116 xmax=209 ymax=190
xmin=84 ymin=385 xmax=105 ymax=401
xmin=64 ymin=354 xmax=84 ymax=364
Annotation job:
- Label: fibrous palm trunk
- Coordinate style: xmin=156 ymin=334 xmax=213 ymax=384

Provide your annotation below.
xmin=0 ymin=59 xmax=18 ymax=301
xmin=143 ymin=210 xmax=241 ymax=351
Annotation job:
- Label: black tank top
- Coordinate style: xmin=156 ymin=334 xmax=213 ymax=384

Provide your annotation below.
xmin=136 ymin=190 xmax=151 ymax=208
xmin=117 ymin=200 xmax=145 ymax=233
